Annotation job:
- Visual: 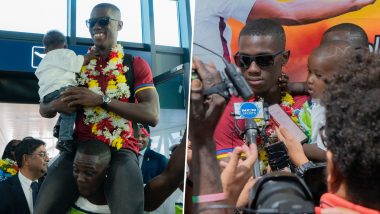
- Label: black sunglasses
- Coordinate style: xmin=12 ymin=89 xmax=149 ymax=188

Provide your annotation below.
xmin=86 ymin=17 xmax=119 ymax=28
xmin=234 ymin=50 xmax=284 ymax=69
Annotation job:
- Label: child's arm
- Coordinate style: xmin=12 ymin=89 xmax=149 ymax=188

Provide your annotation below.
xmin=303 ymin=143 xmax=326 ymax=162
xmin=278 ymin=72 xmax=309 ymax=95
xmin=288 ymin=82 xmax=309 ymax=96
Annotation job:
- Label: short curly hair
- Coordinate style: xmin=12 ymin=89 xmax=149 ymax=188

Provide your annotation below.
xmin=322 ymin=50 xmax=380 ymax=209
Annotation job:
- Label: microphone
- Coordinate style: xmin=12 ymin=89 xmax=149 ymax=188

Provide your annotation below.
xmin=245 ymin=118 xmax=261 ymax=178
xmin=193 ymin=43 xmax=254 ymax=100
xmin=233 ymin=101 xmax=263 ymax=177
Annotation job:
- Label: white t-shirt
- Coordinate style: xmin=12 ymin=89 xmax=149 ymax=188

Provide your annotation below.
xmin=311 ymin=99 xmax=327 ymax=151
xmin=69 ymin=196 xmax=111 ymax=214
xmin=193 ymin=0 xmax=256 ymax=71
xmin=35 ymin=49 xmax=83 ymax=101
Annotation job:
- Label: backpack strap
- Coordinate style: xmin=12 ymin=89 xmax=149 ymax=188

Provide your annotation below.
xmin=123 ymin=53 xmax=135 ymax=103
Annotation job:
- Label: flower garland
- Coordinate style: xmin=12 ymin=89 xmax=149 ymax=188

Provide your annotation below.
xmin=251 ymin=92 xmax=300 ymax=174
xmin=77 ymin=44 xmax=131 ymax=150
xmin=0 ymin=159 xmax=18 ymax=182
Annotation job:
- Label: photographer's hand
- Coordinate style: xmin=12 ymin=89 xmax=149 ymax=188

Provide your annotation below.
xmin=220 ymin=144 xmax=258 ymax=206
xmin=276 ymin=126 xmax=309 ymax=167
xmin=189 ymin=58 xmax=226 ymax=142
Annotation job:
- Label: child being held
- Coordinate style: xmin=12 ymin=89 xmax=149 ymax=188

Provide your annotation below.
xmin=299 ymin=41 xmax=353 ymax=161
xmin=35 ymin=30 xmax=96 ymax=152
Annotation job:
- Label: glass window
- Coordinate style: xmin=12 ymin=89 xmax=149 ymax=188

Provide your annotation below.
xmin=154 ymin=0 xmax=180 ymax=47
xmin=76 ymin=0 xmax=142 ymax=43
xmin=0 ymin=0 xmax=67 ymax=34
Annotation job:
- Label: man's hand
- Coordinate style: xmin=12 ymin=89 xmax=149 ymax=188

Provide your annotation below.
xmin=189 ymin=58 xmax=226 ymax=141
xmin=278 ymin=72 xmax=289 ymax=96
xmin=219 ymin=144 xmax=258 ymax=205
xmin=276 ymin=126 xmax=309 ymax=167
xmin=61 ymin=87 xmax=102 ymax=107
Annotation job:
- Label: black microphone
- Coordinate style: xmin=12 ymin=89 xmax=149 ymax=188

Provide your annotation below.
xmin=193 ymin=43 xmax=254 ymax=100
xmin=245 ymin=118 xmax=260 ymax=178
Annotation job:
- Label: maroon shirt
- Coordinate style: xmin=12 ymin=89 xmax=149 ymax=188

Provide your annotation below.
xmin=75 ymin=55 xmax=155 ymax=155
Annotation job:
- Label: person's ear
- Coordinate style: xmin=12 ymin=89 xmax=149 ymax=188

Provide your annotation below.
xmin=22 ymin=154 xmax=29 ymax=166
xmin=281 ymin=50 xmax=290 ymax=65
xmin=117 ymin=21 xmax=123 ymax=31
xmin=326 ymin=150 xmax=343 ymax=193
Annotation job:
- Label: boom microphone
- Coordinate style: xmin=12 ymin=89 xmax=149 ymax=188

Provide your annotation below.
xmin=193 ymin=43 xmax=254 ymax=100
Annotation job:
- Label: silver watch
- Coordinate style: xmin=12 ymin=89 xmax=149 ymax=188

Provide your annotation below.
xmin=102 ymin=95 xmax=111 ymax=107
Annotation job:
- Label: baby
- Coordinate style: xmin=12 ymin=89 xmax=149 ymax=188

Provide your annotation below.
xmin=35 ymin=30 xmax=96 ymax=152
xmin=300 ymin=40 xmax=353 ymax=161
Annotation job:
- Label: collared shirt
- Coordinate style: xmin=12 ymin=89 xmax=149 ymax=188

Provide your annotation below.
xmin=18 ymin=171 xmax=38 ymax=214
xmin=311 ymin=99 xmax=326 ymax=151
xmin=138 ymin=147 xmax=147 ymax=168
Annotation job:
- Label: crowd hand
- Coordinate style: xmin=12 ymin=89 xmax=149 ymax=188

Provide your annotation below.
xmin=189 ymin=58 xmax=226 ymax=141
xmin=275 ymin=126 xmax=309 ymax=167
xmin=219 ymin=144 xmax=258 ymax=205
xmin=236 ymin=176 xmax=256 ymax=207
xmin=61 ymin=87 xmax=102 ymax=108
xmin=278 ymin=72 xmax=289 ymax=96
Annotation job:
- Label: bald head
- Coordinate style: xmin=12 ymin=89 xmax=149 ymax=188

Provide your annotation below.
xmin=321 ymin=23 xmax=368 ymax=49
xmin=92 ymin=3 xmax=121 ymax=20
xmin=312 ymin=40 xmax=353 ymax=61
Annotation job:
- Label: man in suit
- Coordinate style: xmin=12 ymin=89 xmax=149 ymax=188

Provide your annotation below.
xmin=137 ymin=124 xmax=168 ymax=184
xmin=0 ymin=138 xmax=49 ymax=214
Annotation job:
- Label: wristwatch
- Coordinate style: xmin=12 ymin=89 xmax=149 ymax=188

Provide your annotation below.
xmin=295 ymin=161 xmax=316 ymax=177
xmin=102 ymin=95 xmax=111 ymax=108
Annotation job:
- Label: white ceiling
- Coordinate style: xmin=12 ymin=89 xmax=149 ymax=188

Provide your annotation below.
xmin=0 ymin=103 xmax=59 ymax=157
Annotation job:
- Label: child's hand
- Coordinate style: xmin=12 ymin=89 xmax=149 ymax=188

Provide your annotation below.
xmin=83 ymin=49 xmax=98 ymax=65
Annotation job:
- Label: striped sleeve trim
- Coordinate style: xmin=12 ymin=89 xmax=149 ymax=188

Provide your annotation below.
xmin=135 ymin=84 xmax=155 ymax=94
xmin=216 ymin=148 xmax=247 ymax=159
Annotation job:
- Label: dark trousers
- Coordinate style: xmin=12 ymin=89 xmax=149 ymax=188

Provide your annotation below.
xmin=34 ymin=148 xmax=144 ymax=214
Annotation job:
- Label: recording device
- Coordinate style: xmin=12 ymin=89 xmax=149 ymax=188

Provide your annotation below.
xmin=269 ymin=104 xmax=308 ymax=144
xmin=247 ymin=171 xmax=315 ymax=214
xmin=265 ymin=141 xmax=290 ymax=171
xmin=303 ymin=163 xmax=327 ymax=205
xmin=193 ymin=43 xmax=254 ymax=100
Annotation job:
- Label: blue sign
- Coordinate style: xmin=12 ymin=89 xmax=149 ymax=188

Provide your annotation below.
xmin=31 ymin=46 xmax=45 ymax=68
xmin=0 ymin=38 xmax=152 ymax=73
xmin=240 ymin=102 xmax=259 ymax=119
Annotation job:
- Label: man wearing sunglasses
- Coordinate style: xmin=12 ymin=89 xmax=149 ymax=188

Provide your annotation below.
xmin=0 ymin=138 xmax=48 ymax=214
xmin=213 ymin=19 xmax=307 ymax=164
xmin=36 ymin=3 xmax=159 ymax=214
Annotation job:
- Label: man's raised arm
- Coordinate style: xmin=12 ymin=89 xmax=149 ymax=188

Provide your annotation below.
xmin=248 ymin=0 xmax=376 ymax=25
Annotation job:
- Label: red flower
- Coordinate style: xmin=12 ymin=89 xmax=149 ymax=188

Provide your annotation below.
xmin=119 ymin=97 xmax=129 ymax=102
xmin=106 ymin=75 xmax=116 ymax=81
xmin=109 ymin=51 xmax=118 ymax=58
xmin=97 ymin=118 xmax=114 ymax=131
xmin=281 ymin=106 xmax=292 ymax=116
